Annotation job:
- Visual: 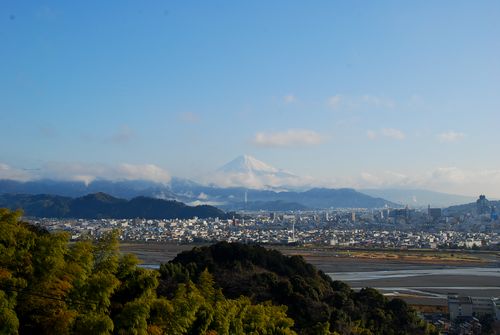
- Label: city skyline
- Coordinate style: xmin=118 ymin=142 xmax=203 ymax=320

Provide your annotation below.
xmin=1 ymin=1 xmax=500 ymax=197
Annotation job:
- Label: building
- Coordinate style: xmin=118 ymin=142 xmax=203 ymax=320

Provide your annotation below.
xmin=476 ymin=195 xmax=491 ymax=215
xmin=389 ymin=207 xmax=414 ymax=222
xmin=448 ymin=294 xmax=500 ymax=320
xmin=428 ymin=205 xmax=442 ymax=220
xmin=448 ymin=295 xmax=473 ymax=320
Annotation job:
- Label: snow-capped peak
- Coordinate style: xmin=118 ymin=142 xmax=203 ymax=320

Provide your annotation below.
xmin=207 ymin=155 xmax=311 ymax=190
xmin=218 ymin=155 xmax=279 ymax=174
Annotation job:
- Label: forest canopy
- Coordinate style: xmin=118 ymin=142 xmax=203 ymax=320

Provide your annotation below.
xmin=0 ymin=209 xmax=295 ymax=335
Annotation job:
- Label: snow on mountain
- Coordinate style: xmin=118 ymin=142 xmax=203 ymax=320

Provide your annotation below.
xmin=218 ymin=155 xmax=279 ymax=175
xmin=209 ymin=155 xmax=310 ymax=190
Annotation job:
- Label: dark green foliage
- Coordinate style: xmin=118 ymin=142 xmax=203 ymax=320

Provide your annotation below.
xmin=161 ymin=241 xmax=437 ymax=335
xmin=0 ymin=193 xmax=225 ymax=219
xmin=0 ymin=208 xmax=296 ymax=335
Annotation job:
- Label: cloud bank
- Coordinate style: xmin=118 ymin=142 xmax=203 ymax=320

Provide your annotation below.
xmin=352 ymin=167 xmax=500 ymax=197
xmin=0 ymin=162 xmax=171 ymax=185
xmin=0 ymin=163 xmax=33 ymax=182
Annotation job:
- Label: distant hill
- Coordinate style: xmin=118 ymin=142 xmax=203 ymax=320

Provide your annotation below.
xmin=276 ymin=187 xmax=397 ymax=209
xmin=445 ymin=199 xmax=500 ymax=216
xmin=0 ymin=192 xmax=225 ymax=219
xmin=175 ymin=184 xmax=398 ymax=209
xmin=0 ymin=179 xmax=180 ymax=200
xmin=360 ymin=188 xmax=476 ymax=207
xmin=220 ymin=200 xmax=309 ymax=211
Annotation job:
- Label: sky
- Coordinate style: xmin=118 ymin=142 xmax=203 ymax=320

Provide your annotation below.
xmin=1 ymin=1 xmax=500 ymax=196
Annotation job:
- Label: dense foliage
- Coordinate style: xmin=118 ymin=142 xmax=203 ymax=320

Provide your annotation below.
xmin=161 ymin=242 xmax=437 ymax=335
xmin=0 ymin=193 xmax=225 ymax=219
xmin=0 ymin=209 xmax=295 ymax=334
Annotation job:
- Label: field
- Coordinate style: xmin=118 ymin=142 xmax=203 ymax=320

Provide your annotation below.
xmin=120 ymin=242 xmax=499 ymax=269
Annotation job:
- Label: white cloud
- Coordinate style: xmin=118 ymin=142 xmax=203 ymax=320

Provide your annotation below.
xmin=346 ymin=167 xmax=500 ymax=197
xmin=327 ymin=94 xmax=395 ymax=110
xmin=117 ymin=163 xmax=171 ymax=183
xmin=381 ymin=128 xmax=405 ymax=140
xmin=423 ymin=167 xmax=500 ymax=197
xmin=438 ymin=131 xmax=465 ymax=143
xmin=361 ymin=95 xmax=395 ymax=109
xmin=178 ymin=112 xmax=200 ymax=123
xmin=430 ymin=167 xmax=467 ymax=184
xmin=1 ymin=162 xmax=171 ymax=185
xmin=197 ymin=192 xmax=208 ymax=200
xmin=0 ymin=163 xmax=33 ymax=181
xmin=366 ymin=128 xmax=405 ymax=140
xmin=252 ymin=129 xmax=325 ymax=148
xmin=358 ymin=171 xmax=413 ymax=188
xmin=327 ymin=95 xmax=342 ymax=109
xmin=283 ymin=94 xmax=297 ymax=104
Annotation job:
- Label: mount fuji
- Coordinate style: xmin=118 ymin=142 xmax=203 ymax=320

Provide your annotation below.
xmin=208 ymin=155 xmax=309 ymax=190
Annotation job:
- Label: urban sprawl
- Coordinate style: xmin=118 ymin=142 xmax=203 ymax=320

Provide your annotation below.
xmin=29 ymin=195 xmax=500 ymax=250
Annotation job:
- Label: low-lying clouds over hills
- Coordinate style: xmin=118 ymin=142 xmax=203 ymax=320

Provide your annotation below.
xmin=1 ymin=155 xmax=496 ymax=207
xmin=0 ymin=162 xmax=171 ymax=185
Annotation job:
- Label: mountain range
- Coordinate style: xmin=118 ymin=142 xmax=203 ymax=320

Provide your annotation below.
xmin=0 ymin=155 xmax=477 ymax=210
xmin=0 ymin=179 xmax=397 ymax=210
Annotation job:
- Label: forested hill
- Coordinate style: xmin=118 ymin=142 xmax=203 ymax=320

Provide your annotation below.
xmin=0 ymin=209 xmax=296 ymax=334
xmin=160 ymin=242 xmax=436 ymax=335
xmin=0 ymin=192 xmax=225 ymax=219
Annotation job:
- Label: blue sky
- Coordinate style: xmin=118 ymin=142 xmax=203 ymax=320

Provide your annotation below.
xmin=1 ymin=1 xmax=500 ymax=196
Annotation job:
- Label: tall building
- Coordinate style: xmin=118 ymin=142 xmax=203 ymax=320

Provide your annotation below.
xmin=428 ymin=205 xmax=442 ymax=220
xmin=491 ymin=206 xmax=498 ymax=221
xmin=476 ymin=195 xmax=491 ymax=215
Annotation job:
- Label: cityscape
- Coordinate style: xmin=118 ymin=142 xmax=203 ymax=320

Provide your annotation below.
xmin=30 ymin=196 xmax=500 ymax=248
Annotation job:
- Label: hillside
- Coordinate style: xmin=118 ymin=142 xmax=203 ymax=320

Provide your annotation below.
xmin=0 ymin=192 xmax=225 ymax=219
xmin=445 ymin=199 xmax=500 ymax=216
xmin=0 ymin=178 xmax=398 ymax=209
xmin=183 ymin=186 xmax=398 ymax=210
xmin=0 ymin=209 xmax=296 ymax=335
xmin=160 ymin=242 xmax=435 ymax=335
xmin=361 ymin=188 xmax=476 ymax=207
xmin=0 ymin=179 xmax=180 ymax=200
